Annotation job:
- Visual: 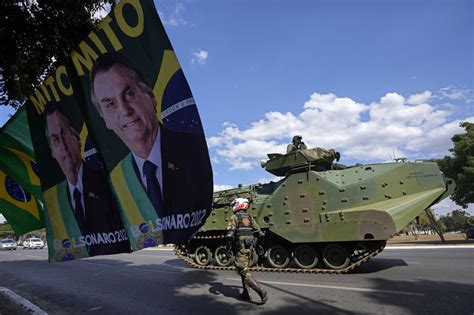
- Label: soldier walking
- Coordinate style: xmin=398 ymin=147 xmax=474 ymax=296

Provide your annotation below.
xmin=226 ymin=198 xmax=268 ymax=304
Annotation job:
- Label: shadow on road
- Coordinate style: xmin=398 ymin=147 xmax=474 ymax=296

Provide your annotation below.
xmin=364 ymin=278 xmax=474 ymax=314
xmin=0 ymin=255 xmax=354 ymax=314
xmin=351 ymin=258 xmax=408 ymax=274
xmin=1 ymin=253 xmax=473 ymax=314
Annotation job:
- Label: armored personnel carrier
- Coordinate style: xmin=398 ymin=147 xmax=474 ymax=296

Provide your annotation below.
xmin=176 ymin=148 xmax=455 ymax=273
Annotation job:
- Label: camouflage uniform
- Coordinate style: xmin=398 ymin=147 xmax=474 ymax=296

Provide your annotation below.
xmin=227 ymin=210 xmax=268 ymax=304
xmin=287 ymin=135 xmax=308 ymax=153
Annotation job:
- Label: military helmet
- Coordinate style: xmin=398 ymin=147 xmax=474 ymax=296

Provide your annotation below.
xmin=292 ymin=135 xmax=302 ymax=142
xmin=230 ymin=197 xmax=249 ymax=212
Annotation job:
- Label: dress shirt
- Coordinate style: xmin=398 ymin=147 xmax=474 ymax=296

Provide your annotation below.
xmin=132 ymin=128 xmax=163 ymax=196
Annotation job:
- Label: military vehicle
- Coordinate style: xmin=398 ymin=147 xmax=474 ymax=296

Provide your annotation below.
xmin=176 ymin=148 xmax=455 ymax=273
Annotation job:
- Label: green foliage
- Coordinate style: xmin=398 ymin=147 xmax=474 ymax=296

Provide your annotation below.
xmin=436 ymin=220 xmax=446 ymax=233
xmin=0 ymin=221 xmax=14 ymax=238
xmin=401 ymin=209 xmax=437 ymax=234
xmin=0 ymin=0 xmax=112 ymax=107
xmin=415 ymin=210 xmax=432 ymax=230
xmin=437 ymin=122 xmax=474 ymax=208
xmin=437 ymin=209 xmax=474 ymax=232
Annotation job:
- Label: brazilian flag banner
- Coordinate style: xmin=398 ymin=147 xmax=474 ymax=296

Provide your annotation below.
xmin=0 ymin=107 xmax=42 ymax=202
xmin=25 ymin=0 xmax=213 ymax=262
xmin=0 ymin=170 xmax=44 ymax=236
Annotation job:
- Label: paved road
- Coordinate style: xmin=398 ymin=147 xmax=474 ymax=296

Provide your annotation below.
xmin=0 ymin=246 xmax=473 ymax=314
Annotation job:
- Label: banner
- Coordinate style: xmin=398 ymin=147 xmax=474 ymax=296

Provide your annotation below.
xmin=0 ymin=170 xmax=44 ymax=236
xmin=25 ymin=0 xmax=213 ymax=262
xmin=0 ymin=107 xmax=42 ymax=202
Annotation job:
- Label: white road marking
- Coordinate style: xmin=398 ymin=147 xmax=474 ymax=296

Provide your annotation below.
xmin=79 ymin=260 xmax=184 ymax=274
xmin=89 ymin=306 xmax=104 ymax=311
xmin=142 ymin=247 xmax=174 ymax=251
xmin=226 ymin=278 xmax=425 ymax=296
xmin=23 ymin=254 xmax=42 ymax=259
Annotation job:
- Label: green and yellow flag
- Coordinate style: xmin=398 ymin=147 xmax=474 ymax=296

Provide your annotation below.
xmin=0 ymin=107 xmax=42 ymax=201
xmin=0 ymin=170 xmax=44 ymax=235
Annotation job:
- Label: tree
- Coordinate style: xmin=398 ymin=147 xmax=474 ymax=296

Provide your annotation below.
xmin=438 ymin=209 xmax=473 ymax=232
xmin=0 ymin=0 xmax=112 ymax=108
xmin=437 ymin=122 xmax=474 ymax=208
xmin=0 ymin=221 xmax=14 ymax=238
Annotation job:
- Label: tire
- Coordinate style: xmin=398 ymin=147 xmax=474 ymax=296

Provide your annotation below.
xmin=214 ymin=246 xmax=233 ymax=267
xmin=293 ymin=245 xmax=318 ymax=269
xmin=267 ymin=245 xmax=290 ymax=268
xmin=194 ymin=246 xmax=212 ymax=266
xmin=322 ymin=244 xmax=350 ymax=270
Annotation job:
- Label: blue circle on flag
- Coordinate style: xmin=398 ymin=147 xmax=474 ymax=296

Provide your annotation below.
xmin=62 ymin=239 xmax=71 ymax=249
xmin=139 ymin=223 xmax=149 ymax=233
xmin=5 ymin=176 xmax=31 ymax=202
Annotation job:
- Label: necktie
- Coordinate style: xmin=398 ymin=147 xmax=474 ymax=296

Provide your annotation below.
xmin=73 ymin=188 xmax=87 ymax=236
xmin=143 ymin=160 xmax=164 ymax=218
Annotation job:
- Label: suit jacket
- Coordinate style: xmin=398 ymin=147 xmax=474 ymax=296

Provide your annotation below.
xmin=131 ymin=127 xmax=213 ymax=244
xmin=67 ymin=163 xmax=130 ymax=256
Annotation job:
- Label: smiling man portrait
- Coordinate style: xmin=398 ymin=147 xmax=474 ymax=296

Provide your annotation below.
xmin=90 ymin=52 xmax=212 ymax=244
xmin=44 ymin=102 xmax=130 ymax=256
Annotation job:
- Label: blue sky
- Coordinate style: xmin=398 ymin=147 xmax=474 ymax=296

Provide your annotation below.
xmin=155 ymin=0 xmax=473 ymax=215
xmin=1 ymin=0 xmax=472 ymax=218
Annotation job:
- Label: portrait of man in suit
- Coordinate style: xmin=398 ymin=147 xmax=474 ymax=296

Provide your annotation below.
xmin=45 ymin=102 xmax=130 ymax=256
xmin=90 ymin=52 xmax=213 ymax=244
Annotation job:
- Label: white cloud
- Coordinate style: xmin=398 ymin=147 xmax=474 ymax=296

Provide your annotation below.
xmin=208 ymin=88 xmax=474 ymax=169
xmin=407 ymin=90 xmax=432 ymax=105
xmin=257 ymin=176 xmax=282 ymax=184
xmin=158 ymin=3 xmax=188 ymax=27
xmin=214 ymin=184 xmax=233 ymax=192
xmin=431 ymin=198 xmax=474 ymax=216
xmin=437 ymin=86 xmax=473 ymax=103
xmin=191 ymin=49 xmax=209 ymax=64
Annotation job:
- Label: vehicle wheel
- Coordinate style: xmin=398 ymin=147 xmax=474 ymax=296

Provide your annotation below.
xmin=293 ymin=245 xmax=318 ymax=269
xmin=194 ymin=246 xmax=212 ymax=266
xmin=267 ymin=245 xmax=290 ymax=268
xmin=214 ymin=246 xmax=233 ymax=267
xmin=249 ymin=248 xmax=258 ymax=267
xmin=322 ymin=244 xmax=350 ymax=270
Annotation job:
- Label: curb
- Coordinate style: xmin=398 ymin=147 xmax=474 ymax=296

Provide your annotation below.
xmin=0 ymin=287 xmax=47 ymax=315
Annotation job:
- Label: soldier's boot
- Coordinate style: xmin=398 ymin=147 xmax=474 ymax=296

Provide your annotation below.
xmin=239 ymin=277 xmax=251 ymax=301
xmin=245 ymin=275 xmax=268 ymax=305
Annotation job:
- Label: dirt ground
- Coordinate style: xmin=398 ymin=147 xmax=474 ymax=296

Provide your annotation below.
xmin=387 ymin=232 xmax=473 ymax=245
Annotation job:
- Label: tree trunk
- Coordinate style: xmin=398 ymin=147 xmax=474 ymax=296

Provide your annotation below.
xmin=425 ymin=208 xmax=446 ymax=242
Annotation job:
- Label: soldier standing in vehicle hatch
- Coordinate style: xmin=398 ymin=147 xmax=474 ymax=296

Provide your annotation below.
xmin=287 ymin=135 xmax=308 ymax=153
xmin=226 ymin=198 xmax=268 ymax=304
